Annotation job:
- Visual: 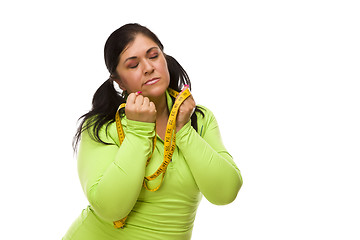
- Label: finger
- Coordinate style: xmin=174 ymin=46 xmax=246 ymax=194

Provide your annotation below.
xmin=186 ymin=94 xmax=195 ymax=105
xmin=175 ymin=84 xmax=190 ymax=101
xmin=181 ymin=95 xmax=195 ymax=109
xmin=182 ymin=84 xmax=190 ymax=91
xmin=134 ymin=94 xmax=144 ymax=106
xmin=126 ymin=93 xmax=136 ymax=104
xmin=143 ymin=96 xmax=150 ymax=107
xmin=149 ymin=101 xmax=156 ymax=112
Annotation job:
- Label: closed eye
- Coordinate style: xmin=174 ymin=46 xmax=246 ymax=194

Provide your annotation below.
xmin=129 ymin=63 xmax=139 ymax=69
xmin=149 ymin=54 xmax=158 ymax=59
xmin=149 ymin=53 xmax=159 ymax=59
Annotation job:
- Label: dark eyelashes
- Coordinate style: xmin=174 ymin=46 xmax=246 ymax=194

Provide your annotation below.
xmin=149 ymin=54 xmax=159 ymax=59
xmin=129 ymin=64 xmax=139 ymax=69
xmin=128 ymin=54 xmax=159 ymax=69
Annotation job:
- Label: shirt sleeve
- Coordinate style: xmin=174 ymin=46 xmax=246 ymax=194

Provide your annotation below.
xmin=77 ymin=119 xmax=155 ymax=222
xmin=176 ymin=107 xmax=243 ymax=205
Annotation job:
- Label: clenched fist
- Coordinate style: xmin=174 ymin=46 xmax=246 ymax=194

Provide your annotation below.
xmin=176 ymin=92 xmax=196 ymax=132
xmin=125 ymin=92 xmax=157 ymax=123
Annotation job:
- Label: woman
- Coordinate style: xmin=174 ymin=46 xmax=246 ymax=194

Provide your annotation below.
xmin=63 ymin=23 xmax=243 ymax=240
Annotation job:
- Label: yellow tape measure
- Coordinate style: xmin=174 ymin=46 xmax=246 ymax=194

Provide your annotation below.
xmin=113 ymin=87 xmax=191 ymax=228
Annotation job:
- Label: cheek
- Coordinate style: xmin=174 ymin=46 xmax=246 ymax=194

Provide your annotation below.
xmin=118 ymin=71 xmax=142 ymax=89
xmin=159 ymin=59 xmax=170 ymax=79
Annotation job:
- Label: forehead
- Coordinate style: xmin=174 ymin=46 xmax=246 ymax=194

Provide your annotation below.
xmin=120 ymin=34 xmax=159 ymax=60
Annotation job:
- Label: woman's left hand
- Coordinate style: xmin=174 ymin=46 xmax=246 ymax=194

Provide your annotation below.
xmin=176 ymin=94 xmax=196 ymax=132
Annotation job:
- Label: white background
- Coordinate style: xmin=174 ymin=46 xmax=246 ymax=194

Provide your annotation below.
xmin=1 ymin=0 xmax=359 ymax=239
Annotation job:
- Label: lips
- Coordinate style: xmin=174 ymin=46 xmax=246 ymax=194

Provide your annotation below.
xmin=144 ymin=77 xmax=160 ymax=85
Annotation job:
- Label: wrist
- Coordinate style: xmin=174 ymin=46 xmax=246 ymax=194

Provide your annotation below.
xmin=126 ymin=119 xmax=156 ymax=136
xmin=176 ymin=121 xmax=192 ymax=136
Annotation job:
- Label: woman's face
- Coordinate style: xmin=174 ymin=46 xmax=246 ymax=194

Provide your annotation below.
xmin=115 ymin=34 xmax=170 ymax=100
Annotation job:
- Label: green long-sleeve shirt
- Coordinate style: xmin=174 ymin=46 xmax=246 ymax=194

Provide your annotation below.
xmin=63 ymin=92 xmax=242 ymax=240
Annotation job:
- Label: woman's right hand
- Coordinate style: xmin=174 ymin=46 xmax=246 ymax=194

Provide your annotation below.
xmin=125 ymin=92 xmax=157 ymax=123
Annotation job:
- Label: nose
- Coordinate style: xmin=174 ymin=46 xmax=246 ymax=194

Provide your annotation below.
xmin=143 ymin=59 xmax=154 ymax=75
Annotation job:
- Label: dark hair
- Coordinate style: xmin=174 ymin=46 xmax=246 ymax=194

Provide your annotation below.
xmin=73 ymin=23 xmax=203 ymax=150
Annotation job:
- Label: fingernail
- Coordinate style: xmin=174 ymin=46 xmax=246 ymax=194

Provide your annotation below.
xmin=136 ymin=91 xmax=142 ymax=95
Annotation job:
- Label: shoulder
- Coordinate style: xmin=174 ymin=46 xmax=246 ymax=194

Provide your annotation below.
xmin=195 ymin=105 xmax=218 ymax=136
xmin=196 ymin=104 xmax=216 ymax=121
xmin=81 ymin=118 xmax=119 ymax=146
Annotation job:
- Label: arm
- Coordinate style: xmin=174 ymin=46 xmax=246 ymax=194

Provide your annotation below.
xmin=176 ymin=108 xmax=243 ymax=205
xmin=77 ymin=119 xmax=155 ymax=222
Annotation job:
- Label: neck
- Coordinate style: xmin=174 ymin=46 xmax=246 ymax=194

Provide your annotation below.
xmin=150 ymin=94 xmax=169 ymax=120
xmin=152 ymin=93 xmax=169 ymax=140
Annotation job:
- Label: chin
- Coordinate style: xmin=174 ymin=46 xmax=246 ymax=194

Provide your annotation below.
xmin=144 ymin=83 xmax=169 ymax=99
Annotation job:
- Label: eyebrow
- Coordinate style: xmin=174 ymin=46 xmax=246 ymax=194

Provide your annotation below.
xmin=124 ymin=47 xmax=159 ymax=63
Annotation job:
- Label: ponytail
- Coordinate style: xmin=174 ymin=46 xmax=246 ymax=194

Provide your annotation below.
xmin=166 ymin=55 xmax=190 ymax=91
xmin=73 ymin=79 xmax=125 ymax=150
xmin=166 ymin=54 xmax=204 ymax=131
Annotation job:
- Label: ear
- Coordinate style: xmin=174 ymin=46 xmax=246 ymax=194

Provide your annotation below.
xmin=112 ymin=76 xmax=126 ymax=91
